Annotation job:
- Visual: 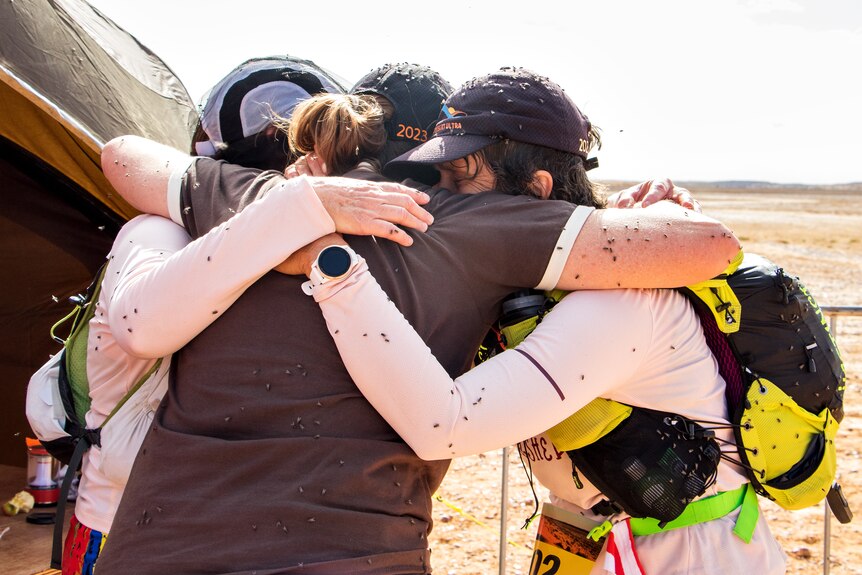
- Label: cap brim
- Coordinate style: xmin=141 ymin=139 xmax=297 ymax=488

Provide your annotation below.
xmin=383 ymin=134 xmax=492 ymax=181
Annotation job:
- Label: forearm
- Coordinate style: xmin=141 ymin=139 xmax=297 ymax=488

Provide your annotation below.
xmin=557 ymin=201 xmax=740 ymax=290
xmin=112 ymin=178 xmax=336 ymax=357
xmin=312 ymin=265 xmax=645 ymax=460
xmin=311 ymin=265 xmax=543 ymax=458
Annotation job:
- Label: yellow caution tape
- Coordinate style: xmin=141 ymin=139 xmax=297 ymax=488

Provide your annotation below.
xmin=433 ymin=492 xmax=530 ymax=550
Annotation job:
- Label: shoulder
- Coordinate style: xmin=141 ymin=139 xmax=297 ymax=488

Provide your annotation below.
xmin=343 ymin=162 xmax=387 ymax=181
xmin=186 ymin=157 xmax=277 ymax=185
xmin=428 ymin=190 xmax=575 ymax=220
xmin=553 ymin=289 xmax=696 ymax=344
xmin=553 ymin=289 xmax=657 ymax=324
xmin=120 ymin=213 xmax=190 ymax=237
xmin=112 ymin=215 xmax=191 ymax=253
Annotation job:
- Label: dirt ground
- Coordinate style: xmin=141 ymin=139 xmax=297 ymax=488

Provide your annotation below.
xmin=427 ymin=184 xmax=862 ymax=575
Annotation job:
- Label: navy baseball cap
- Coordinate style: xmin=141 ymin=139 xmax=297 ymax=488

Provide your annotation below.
xmin=385 ymin=67 xmax=596 ymax=177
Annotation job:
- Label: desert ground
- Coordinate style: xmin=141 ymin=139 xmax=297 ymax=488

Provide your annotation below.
xmin=428 ymin=183 xmax=862 ymax=574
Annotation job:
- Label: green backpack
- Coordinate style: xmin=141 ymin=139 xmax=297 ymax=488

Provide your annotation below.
xmin=26 ymin=263 xmax=162 ymax=568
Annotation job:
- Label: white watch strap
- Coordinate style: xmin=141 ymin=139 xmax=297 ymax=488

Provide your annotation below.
xmin=301 ymin=245 xmax=360 ymax=296
xmin=302 ymin=265 xmax=327 ymax=296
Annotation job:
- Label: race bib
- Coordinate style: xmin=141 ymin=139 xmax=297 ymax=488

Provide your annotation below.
xmin=529 ymin=502 xmax=603 ymax=575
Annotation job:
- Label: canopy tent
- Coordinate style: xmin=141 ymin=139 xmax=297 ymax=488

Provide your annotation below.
xmin=0 ymin=0 xmax=195 ymax=465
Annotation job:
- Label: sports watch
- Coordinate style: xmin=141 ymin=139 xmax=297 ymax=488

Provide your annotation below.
xmin=301 ymin=244 xmax=360 ymax=295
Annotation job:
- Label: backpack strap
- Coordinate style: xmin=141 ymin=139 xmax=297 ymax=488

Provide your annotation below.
xmin=101 ymin=357 xmax=163 ymax=430
xmin=49 ymin=307 xmax=80 ymax=345
xmin=50 ymin=262 xmax=109 ymax=345
xmin=545 ymin=398 xmax=632 ymax=450
xmin=49 ymin=356 xmax=163 ymax=569
xmin=684 ymin=251 xmax=744 ymax=334
xmin=627 ymin=483 xmax=759 ymax=543
xmin=51 ymin=436 xmax=90 ymax=568
xmin=692 ymin=303 xmax=745 ymax=407
xmin=64 ymin=263 xmax=110 ymax=424
xmin=588 ymin=484 xmax=759 ymax=546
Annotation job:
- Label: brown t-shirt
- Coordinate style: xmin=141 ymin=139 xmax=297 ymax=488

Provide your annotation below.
xmin=97 ymin=161 xmax=575 ymax=574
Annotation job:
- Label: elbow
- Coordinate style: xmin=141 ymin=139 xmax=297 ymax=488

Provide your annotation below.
xmin=101 ymin=138 xmax=120 ymax=176
xmin=704 ymin=220 xmax=742 ymax=277
xmin=412 ymin=444 xmax=451 ymax=461
xmin=401 ymin=436 xmax=452 ymax=461
xmin=100 ymin=136 xmax=132 ymax=196
xmin=113 ymin=329 xmax=166 ymax=360
xmin=101 ymin=136 xmax=130 ymax=173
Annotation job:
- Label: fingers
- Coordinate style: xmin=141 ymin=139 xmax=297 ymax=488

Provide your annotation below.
xmin=285 ymin=155 xmax=328 ymax=179
xmin=629 ymin=178 xmax=702 ymax=212
xmin=373 ymin=201 xmax=431 ymax=233
xmin=605 ymin=184 xmax=641 ymax=209
xmin=378 ymin=181 xmax=432 ymax=205
xmin=372 ymin=190 xmax=433 ymax=227
xmin=607 ymin=190 xmax=635 ymax=208
xmin=670 ymin=187 xmax=701 ymax=212
xmin=305 ymin=154 xmax=328 ymax=177
xmin=284 ymin=163 xmax=301 ymax=179
xmin=605 ymin=190 xmax=621 ymax=208
xmin=638 ymin=178 xmax=672 ymax=208
xmin=284 ymin=156 xmax=310 ymax=179
xmin=371 ymin=222 xmax=415 ymax=247
xmin=342 ymin=181 xmax=434 ymax=230
xmin=310 ymin=178 xmax=433 ymax=241
xmin=345 ymin=210 xmax=415 ymax=246
xmin=609 ymin=179 xmax=701 ymax=212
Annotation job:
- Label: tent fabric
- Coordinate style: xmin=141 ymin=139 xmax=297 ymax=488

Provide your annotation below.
xmin=0 ymin=0 xmax=195 ymax=218
xmin=0 ymin=0 xmax=195 ymax=465
xmin=0 ymin=79 xmax=121 ymax=215
xmin=1 ymin=144 xmax=118 ymax=467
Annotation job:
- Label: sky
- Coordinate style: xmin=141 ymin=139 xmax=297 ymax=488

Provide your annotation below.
xmin=85 ymin=0 xmax=862 ymax=185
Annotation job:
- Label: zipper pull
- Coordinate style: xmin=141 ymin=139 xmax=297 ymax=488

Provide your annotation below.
xmin=806 ymin=342 xmax=818 ymax=372
xmin=571 ymin=465 xmax=584 ymax=489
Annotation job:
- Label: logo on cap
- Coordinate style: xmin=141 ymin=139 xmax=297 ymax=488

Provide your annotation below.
xmin=394 ymin=123 xmax=428 ymax=142
xmin=441 ymin=105 xmax=466 ymax=119
xmin=434 ymin=120 xmax=463 ymax=135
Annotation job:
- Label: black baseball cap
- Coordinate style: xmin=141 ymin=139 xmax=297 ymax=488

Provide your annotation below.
xmin=352 ymin=63 xmax=453 ymax=145
xmin=351 ymin=63 xmax=452 ymax=183
xmin=384 ymin=67 xmax=596 ymax=177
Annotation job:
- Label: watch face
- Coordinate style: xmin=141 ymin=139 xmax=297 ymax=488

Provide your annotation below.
xmin=318 ymin=245 xmax=352 ymax=278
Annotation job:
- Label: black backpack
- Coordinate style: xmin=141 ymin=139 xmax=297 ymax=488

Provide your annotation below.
xmin=486 ymin=252 xmax=850 ymax=524
xmin=681 ymin=253 xmax=846 ymax=515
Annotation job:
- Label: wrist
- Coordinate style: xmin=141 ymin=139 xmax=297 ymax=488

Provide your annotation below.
xmin=302 ymin=244 xmax=362 ymax=296
xmin=301 ymin=250 xmax=317 ymax=277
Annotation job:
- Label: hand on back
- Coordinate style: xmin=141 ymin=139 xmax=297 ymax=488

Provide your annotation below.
xmin=606 ymin=178 xmax=701 ymax=212
xmin=307 ymin=177 xmax=433 ymax=248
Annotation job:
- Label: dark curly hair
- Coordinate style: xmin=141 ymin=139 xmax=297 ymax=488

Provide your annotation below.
xmin=469 ymin=126 xmax=605 ymax=208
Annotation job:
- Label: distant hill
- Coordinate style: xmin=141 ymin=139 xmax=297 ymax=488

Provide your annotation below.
xmin=679 ymin=181 xmax=862 ymax=192
xmin=600 ymin=180 xmax=862 ymax=192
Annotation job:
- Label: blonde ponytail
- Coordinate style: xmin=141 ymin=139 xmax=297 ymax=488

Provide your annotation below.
xmin=286 ymin=94 xmax=386 ymax=176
